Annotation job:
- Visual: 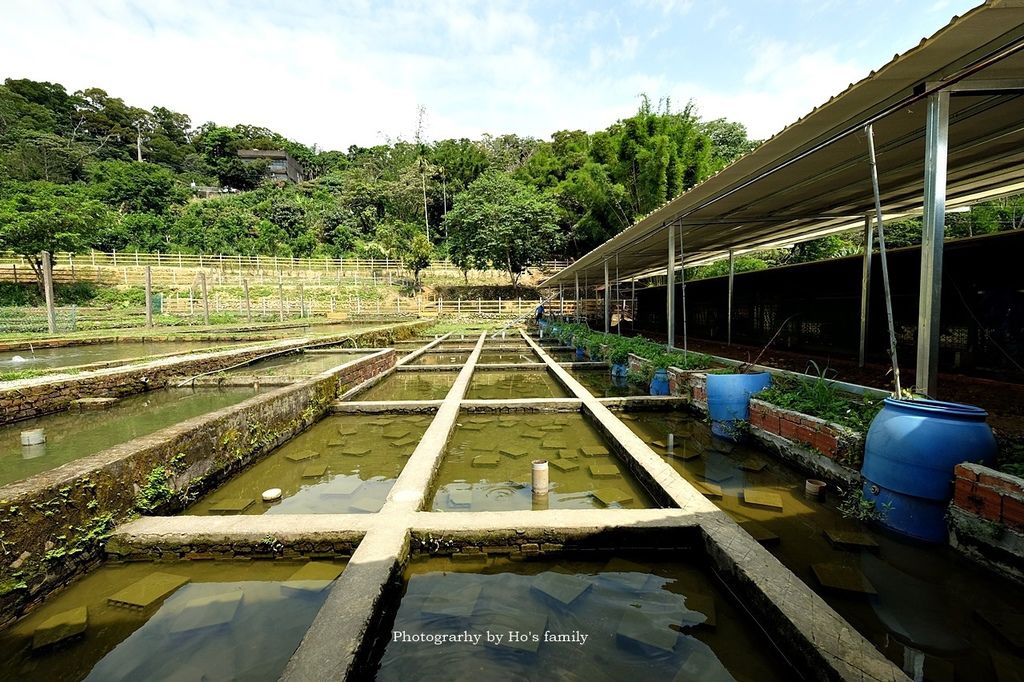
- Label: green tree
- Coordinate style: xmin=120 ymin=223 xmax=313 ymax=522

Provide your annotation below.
xmin=443 ymin=171 xmax=561 ymax=286
xmin=85 ymin=160 xmax=188 ymax=214
xmin=403 ymin=232 xmax=433 ymax=287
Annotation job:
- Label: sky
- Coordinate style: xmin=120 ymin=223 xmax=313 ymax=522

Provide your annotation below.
xmin=0 ymin=0 xmax=983 ymax=151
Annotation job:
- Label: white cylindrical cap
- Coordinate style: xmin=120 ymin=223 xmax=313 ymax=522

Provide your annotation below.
xmin=262 ymin=488 xmax=283 ymax=502
xmin=532 ymin=459 xmax=549 ymax=495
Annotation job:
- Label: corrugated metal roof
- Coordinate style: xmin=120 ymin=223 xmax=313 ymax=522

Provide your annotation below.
xmin=544 ymin=0 xmax=1024 ymax=286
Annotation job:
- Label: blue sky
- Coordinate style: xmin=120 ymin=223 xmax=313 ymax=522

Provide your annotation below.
xmin=1 ymin=0 xmax=981 ymax=150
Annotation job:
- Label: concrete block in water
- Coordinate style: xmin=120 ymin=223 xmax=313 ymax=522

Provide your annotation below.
xmin=208 ymin=498 xmax=255 ymax=515
xmin=168 ymin=588 xmax=243 ymax=634
xmin=739 ymin=521 xmax=780 ymax=546
xmin=337 ymin=425 xmax=358 ymax=436
xmin=459 ymin=423 xmax=484 ymax=431
xmin=70 ymin=397 xmax=118 ymax=411
xmin=448 ymin=485 xmax=473 ymax=507
xmin=321 ymin=477 xmax=362 ymax=497
xmin=542 ymin=439 xmax=567 ymax=450
xmin=282 ymin=562 xmax=344 ymax=594
xmin=549 ymin=459 xmax=579 ymax=473
xmin=302 ymin=464 xmax=328 ymax=479
xmin=481 ymin=611 xmax=548 ymax=652
xmin=739 ymin=458 xmax=767 ymax=472
xmin=382 ymin=428 xmax=411 ymax=440
xmin=811 ymin=563 xmax=877 ymax=595
xmin=824 ymin=529 xmax=879 ymax=551
xmin=472 ymin=454 xmax=501 ymax=467
xmin=581 ymin=446 xmax=610 ymax=457
xmin=338 ymin=446 xmax=370 ymax=457
xmin=601 ymin=559 xmax=654 ymax=591
xmin=421 ymin=582 xmax=481 ymax=619
xmin=695 ymin=481 xmax=723 ymax=499
xmin=589 ymin=464 xmax=621 ymax=479
xmin=671 ymin=642 xmax=734 ymax=682
xmin=616 ymin=608 xmax=678 ymax=653
xmin=742 ymin=489 xmax=784 ymax=510
xmin=531 ymin=571 xmax=591 ymax=606
xmin=108 ymin=572 xmax=190 ymax=609
xmin=558 ymin=449 xmax=579 ymax=460
xmin=285 ymin=450 xmax=320 ymax=463
xmin=593 ymin=488 xmax=633 ymax=506
xmin=499 ymin=446 xmax=528 ymax=459
xmin=540 ymin=425 xmax=563 ymax=432
xmin=32 ymin=606 xmax=88 ymax=649
xmin=521 ymin=432 xmax=543 ymax=440
xmin=668 ymin=448 xmax=701 ymax=461
xmin=392 ymin=437 xmax=418 ymax=448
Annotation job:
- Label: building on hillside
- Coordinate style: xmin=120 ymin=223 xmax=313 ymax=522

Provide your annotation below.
xmin=236 ymin=149 xmax=306 ymax=183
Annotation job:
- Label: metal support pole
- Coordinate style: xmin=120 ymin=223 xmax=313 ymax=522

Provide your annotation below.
xmin=278 ymin=281 xmax=285 ymax=321
xmin=858 ymin=214 xmax=874 ymax=367
xmin=144 ymin=265 xmax=153 ymax=328
xmin=603 ymin=260 xmax=610 ymax=334
xmin=200 ymin=272 xmax=210 ymax=326
xmin=574 ymin=273 xmax=580 ymax=322
xmin=727 ymin=248 xmax=735 ymax=345
xmin=298 ymin=283 xmax=305 ymax=319
xmin=667 ymin=223 xmax=676 ymax=349
xmin=916 ymin=92 xmax=949 ymax=398
xmin=42 ymin=251 xmax=57 ymax=334
xmin=680 ymin=237 xmax=688 ymax=358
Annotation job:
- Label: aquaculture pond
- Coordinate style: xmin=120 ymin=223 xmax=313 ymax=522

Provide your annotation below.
xmin=358 ymin=372 xmax=457 ymax=401
xmin=623 ymin=410 xmax=1024 ymax=681
xmin=547 ymin=349 xmax=583 ymax=363
xmin=406 ymin=352 xmax=471 ymax=366
xmin=0 ymin=387 xmax=257 ymax=487
xmin=372 ymin=553 xmax=792 ymax=681
xmin=465 ymin=370 xmax=570 ymax=400
xmin=569 ymin=369 xmax=648 ymax=398
xmin=0 ymin=341 xmax=249 ymax=373
xmin=477 ymin=350 xmax=540 ymax=364
xmin=429 ymin=412 xmax=651 ymax=511
xmin=0 ymin=559 xmax=345 ymax=682
xmin=222 ymin=350 xmax=367 ymax=376
xmin=187 ymin=415 xmax=430 ymax=515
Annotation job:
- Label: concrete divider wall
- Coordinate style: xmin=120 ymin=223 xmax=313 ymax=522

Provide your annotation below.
xmin=0 ymin=348 xmax=397 ymax=627
xmin=0 ymin=321 xmax=427 ymax=424
xmin=950 ymin=462 xmax=1024 ymax=583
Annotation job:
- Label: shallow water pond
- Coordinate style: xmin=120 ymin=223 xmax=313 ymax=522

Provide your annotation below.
xmin=0 ymin=388 xmax=257 ymax=487
xmin=0 ymin=341 xmax=247 ymax=372
xmin=569 ymin=369 xmax=648 ymax=397
xmin=477 ymin=350 xmax=540 ymax=364
xmin=0 ymin=559 xmax=344 ymax=682
xmin=188 ymin=414 xmax=430 ymax=514
xmin=407 ymin=352 xmax=471 ymax=366
xmin=623 ymin=410 xmax=1024 ymax=681
xmin=223 ymin=350 xmax=365 ymax=376
xmin=429 ymin=412 xmax=651 ymax=511
xmin=358 ymin=372 xmax=457 ymax=401
xmin=465 ymin=370 xmax=569 ymax=400
xmin=374 ymin=554 xmax=792 ymax=681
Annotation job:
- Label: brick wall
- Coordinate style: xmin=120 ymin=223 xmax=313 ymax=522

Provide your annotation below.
xmin=953 ymin=463 xmax=1024 ymax=531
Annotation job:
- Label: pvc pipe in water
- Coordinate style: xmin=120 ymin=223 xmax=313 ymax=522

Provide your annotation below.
xmin=532 ymin=459 xmax=549 ymax=495
xmin=805 ymin=479 xmax=826 ymax=499
xmin=20 ymin=429 xmax=45 ymax=446
xmin=667 ymin=433 xmax=675 ymax=454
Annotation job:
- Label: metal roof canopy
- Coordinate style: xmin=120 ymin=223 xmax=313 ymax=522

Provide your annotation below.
xmin=544 ymin=0 xmax=1024 ymax=397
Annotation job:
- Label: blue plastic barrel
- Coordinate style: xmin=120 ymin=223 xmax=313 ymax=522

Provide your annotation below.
xmin=861 ymin=398 xmax=996 ymax=543
xmin=706 ymin=372 xmax=772 ymax=440
xmin=611 ymin=362 xmax=628 ymax=378
xmin=650 ymin=368 xmax=670 ymax=395
xmin=575 ymin=347 xmax=586 ymax=361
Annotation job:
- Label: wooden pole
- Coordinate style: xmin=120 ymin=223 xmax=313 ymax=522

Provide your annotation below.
xmin=298 ymin=283 xmax=305 ymax=318
xmin=243 ymin=278 xmax=252 ymax=322
xmin=144 ymin=265 xmax=154 ymax=328
xmin=278 ymin=281 xmax=285 ymax=321
xmin=200 ymin=271 xmax=210 ymax=325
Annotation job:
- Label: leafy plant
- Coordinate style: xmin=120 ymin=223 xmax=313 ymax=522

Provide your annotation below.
xmin=838 ymin=487 xmax=892 ymax=523
xmin=756 ymin=362 xmax=882 ymax=432
xmin=136 ymin=466 xmax=174 ymax=513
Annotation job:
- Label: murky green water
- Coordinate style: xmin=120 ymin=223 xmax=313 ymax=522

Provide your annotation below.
xmin=547 ymin=350 xmax=582 ymax=362
xmin=358 ymin=373 xmax=457 ymax=401
xmin=374 ymin=554 xmax=791 ymax=681
xmin=0 ymin=341 xmax=248 ymax=372
xmin=0 ymin=388 xmax=257 ymax=487
xmin=465 ymin=371 xmax=570 ymax=400
xmin=477 ymin=350 xmax=540 ymax=364
xmin=569 ymin=369 xmax=648 ymax=397
xmin=223 ymin=351 xmax=365 ymax=376
xmin=187 ymin=415 xmax=430 ymax=514
xmin=407 ymin=352 xmax=471 ymax=366
xmin=0 ymin=560 xmax=343 ymax=682
xmin=429 ymin=412 xmax=651 ymax=511
xmin=623 ymin=410 xmax=1024 ymax=681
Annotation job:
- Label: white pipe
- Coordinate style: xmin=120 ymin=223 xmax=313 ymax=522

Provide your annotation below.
xmin=532 ymin=459 xmax=549 ymax=495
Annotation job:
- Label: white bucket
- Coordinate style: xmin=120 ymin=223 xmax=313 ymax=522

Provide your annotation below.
xmin=805 ymin=479 xmax=826 ymax=499
xmin=20 ymin=429 xmax=45 ymax=446
xmin=262 ymin=488 xmax=283 ymax=502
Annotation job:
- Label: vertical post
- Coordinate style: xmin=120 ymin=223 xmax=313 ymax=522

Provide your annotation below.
xmin=558 ymin=284 xmax=563 ymax=318
xmin=916 ymin=91 xmax=949 ymax=398
xmin=666 ymin=223 xmax=676 ymax=349
xmin=680 ymin=237 xmax=688 ymax=357
xmin=574 ymin=273 xmax=580 ymax=322
xmin=603 ymin=260 xmax=610 ymax=334
xmin=144 ymin=265 xmax=153 ymax=328
xmin=200 ymin=271 xmax=210 ymax=326
xmin=278 ymin=281 xmax=285 ymax=321
xmin=727 ymin=248 xmax=735 ymax=345
xmin=243 ymin=278 xmax=252 ymax=322
xmin=859 ymin=214 xmax=874 ymax=367
xmin=42 ymin=251 xmax=57 ymax=334
xmin=298 ymin=283 xmax=305 ymax=318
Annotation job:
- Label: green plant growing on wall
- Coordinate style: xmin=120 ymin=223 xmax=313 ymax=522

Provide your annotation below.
xmin=136 ymin=466 xmax=174 ymax=513
xmin=757 ymin=362 xmax=882 ymax=432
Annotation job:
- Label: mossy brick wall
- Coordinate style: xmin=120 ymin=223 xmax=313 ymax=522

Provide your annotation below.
xmin=0 ymin=349 xmax=396 ymax=626
xmin=748 ymin=399 xmax=863 ymax=466
xmin=0 ymin=321 xmax=426 ymax=424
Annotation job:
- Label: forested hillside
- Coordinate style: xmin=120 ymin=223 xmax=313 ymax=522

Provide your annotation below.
xmin=0 ymin=78 xmax=756 ymax=273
